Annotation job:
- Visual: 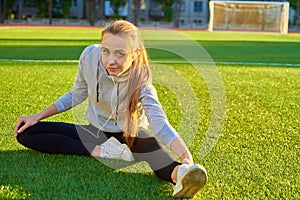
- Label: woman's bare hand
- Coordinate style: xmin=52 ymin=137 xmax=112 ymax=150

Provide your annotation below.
xmin=170 ymin=137 xmax=194 ymax=165
xmin=14 ymin=114 xmax=39 ymax=137
xmin=13 ymin=104 xmax=59 ymax=137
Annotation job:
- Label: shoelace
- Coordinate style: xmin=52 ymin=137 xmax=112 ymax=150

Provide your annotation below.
xmin=105 ymin=145 xmax=126 ymax=155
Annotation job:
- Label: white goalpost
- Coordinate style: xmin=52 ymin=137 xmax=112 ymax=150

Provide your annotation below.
xmin=208 ymin=1 xmax=290 ymax=34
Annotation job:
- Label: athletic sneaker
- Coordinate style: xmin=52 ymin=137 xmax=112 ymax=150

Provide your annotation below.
xmin=100 ymin=137 xmax=135 ymax=162
xmin=172 ymin=164 xmax=207 ymax=198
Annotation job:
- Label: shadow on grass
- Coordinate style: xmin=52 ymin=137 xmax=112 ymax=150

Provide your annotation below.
xmin=0 ymin=46 xmax=86 ymax=60
xmin=0 ymin=150 xmax=175 ymax=200
xmin=1 ymin=40 xmax=300 ymax=64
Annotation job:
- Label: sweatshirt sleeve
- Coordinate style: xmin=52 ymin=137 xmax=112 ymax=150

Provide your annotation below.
xmin=140 ymin=84 xmax=179 ymax=148
xmin=54 ymin=48 xmax=89 ymax=112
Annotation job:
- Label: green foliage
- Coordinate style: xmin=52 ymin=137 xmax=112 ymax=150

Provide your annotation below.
xmin=289 ymin=0 xmax=300 ymax=10
xmin=110 ymin=0 xmax=127 ymax=19
xmin=5 ymin=0 xmax=73 ymax=19
xmin=4 ymin=0 xmax=18 ymax=19
xmin=32 ymin=0 xmax=48 ymax=18
xmin=153 ymin=0 xmax=175 ymax=21
xmin=162 ymin=0 xmax=175 ymax=22
xmin=61 ymin=0 xmax=72 ymax=18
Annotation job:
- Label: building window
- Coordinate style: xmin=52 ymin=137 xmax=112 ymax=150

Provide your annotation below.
xmin=194 ymin=1 xmax=203 ymax=13
xmin=193 ymin=19 xmax=202 ymax=25
xmin=180 ymin=0 xmax=186 ymax=12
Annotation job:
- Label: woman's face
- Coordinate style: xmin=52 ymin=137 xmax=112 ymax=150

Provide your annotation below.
xmin=101 ymin=32 xmax=135 ymax=77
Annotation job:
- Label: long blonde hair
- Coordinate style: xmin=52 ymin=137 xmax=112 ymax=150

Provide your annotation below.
xmin=102 ymin=20 xmax=151 ymax=148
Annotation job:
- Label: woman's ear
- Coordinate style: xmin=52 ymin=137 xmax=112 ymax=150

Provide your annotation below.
xmin=133 ymin=48 xmax=141 ymax=59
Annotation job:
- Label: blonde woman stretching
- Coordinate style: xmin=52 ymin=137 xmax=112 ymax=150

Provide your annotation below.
xmin=14 ymin=20 xmax=207 ymax=198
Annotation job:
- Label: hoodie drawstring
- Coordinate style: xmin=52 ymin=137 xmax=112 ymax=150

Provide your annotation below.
xmin=115 ymin=82 xmax=120 ymax=125
xmin=96 ymin=60 xmax=120 ymax=126
xmin=96 ymin=60 xmax=100 ymax=102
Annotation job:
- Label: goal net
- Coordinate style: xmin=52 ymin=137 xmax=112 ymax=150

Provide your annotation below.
xmin=208 ymin=1 xmax=290 ymax=33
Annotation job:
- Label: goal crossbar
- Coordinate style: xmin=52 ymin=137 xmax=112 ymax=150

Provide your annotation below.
xmin=208 ymin=1 xmax=290 ymax=34
xmin=210 ymin=1 xmax=289 ymax=5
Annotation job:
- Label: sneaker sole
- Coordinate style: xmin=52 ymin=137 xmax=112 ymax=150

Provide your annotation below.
xmin=173 ymin=166 xmax=207 ymax=198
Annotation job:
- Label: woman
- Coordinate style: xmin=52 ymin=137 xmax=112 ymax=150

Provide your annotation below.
xmin=14 ymin=20 xmax=207 ymax=198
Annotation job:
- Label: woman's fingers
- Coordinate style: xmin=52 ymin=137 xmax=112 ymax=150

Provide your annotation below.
xmin=14 ymin=117 xmax=24 ymax=136
xmin=14 ymin=115 xmax=38 ymax=136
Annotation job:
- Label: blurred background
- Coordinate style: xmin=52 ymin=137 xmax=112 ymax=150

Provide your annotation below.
xmin=0 ymin=0 xmax=299 ymax=31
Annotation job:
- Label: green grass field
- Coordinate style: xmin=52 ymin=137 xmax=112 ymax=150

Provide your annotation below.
xmin=0 ymin=26 xmax=299 ymax=199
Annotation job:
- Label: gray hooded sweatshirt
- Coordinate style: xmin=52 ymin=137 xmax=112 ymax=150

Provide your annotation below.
xmin=54 ymin=44 xmax=178 ymax=148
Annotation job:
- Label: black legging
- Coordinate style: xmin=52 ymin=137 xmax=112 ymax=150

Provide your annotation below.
xmin=16 ymin=122 xmax=180 ymax=183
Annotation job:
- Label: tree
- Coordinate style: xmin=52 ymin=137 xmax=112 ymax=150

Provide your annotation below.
xmin=153 ymin=0 xmax=174 ymax=22
xmin=85 ymin=0 xmax=96 ymax=25
xmin=174 ymin=0 xmax=183 ymax=27
xmin=289 ymin=0 xmax=300 ymax=25
xmin=33 ymin=0 xmax=47 ymax=18
xmin=61 ymin=0 xmax=72 ymax=19
xmin=110 ymin=0 xmax=127 ymax=20
xmin=4 ymin=0 xmax=18 ymax=21
xmin=132 ymin=0 xmax=141 ymax=26
xmin=48 ymin=0 xmax=52 ymax=25
xmin=0 ymin=0 xmax=6 ymax=23
xmin=289 ymin=0 xmax=300 ymax=10
xmin=162 ymin=0 xmax=174 ymax=22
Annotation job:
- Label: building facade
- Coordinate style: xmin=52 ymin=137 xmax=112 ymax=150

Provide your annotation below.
xmin=69 ymin=0 xmax=209 ymax=27
xmin=7 ymin=0 xmax=209 ymax=28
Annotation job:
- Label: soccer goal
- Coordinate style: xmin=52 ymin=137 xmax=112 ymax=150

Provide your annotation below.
xmin=208 ymin=1 xmax=290 ymax=34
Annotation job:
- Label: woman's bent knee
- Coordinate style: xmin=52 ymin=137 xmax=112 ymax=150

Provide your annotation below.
xmin=16 ymin=132 xmax=31 ymax=148
xmin=15 ymin=123 xmax=41 ymax=147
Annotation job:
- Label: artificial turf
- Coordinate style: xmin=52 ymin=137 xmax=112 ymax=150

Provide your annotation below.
xmin=0 ymin=27 xmax=299 ymax=199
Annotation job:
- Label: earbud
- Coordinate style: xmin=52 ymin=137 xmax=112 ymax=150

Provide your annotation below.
xmin=133 ymin=48 xmax=141 ymax=59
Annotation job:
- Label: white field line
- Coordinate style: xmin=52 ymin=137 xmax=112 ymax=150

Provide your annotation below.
xmin=153 ymin=60 xmax=300 ymax=67
xmin=0 ymin=59 xmax=78 ymax=63
xmin=0 ymin=58 xmax=300 ymax=67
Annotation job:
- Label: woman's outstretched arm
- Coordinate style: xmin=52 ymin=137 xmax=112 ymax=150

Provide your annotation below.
xmin=170 ymin=137 xmax=194 ymax=165
xmin=14 ymin=103 xmax=58 ymax=136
